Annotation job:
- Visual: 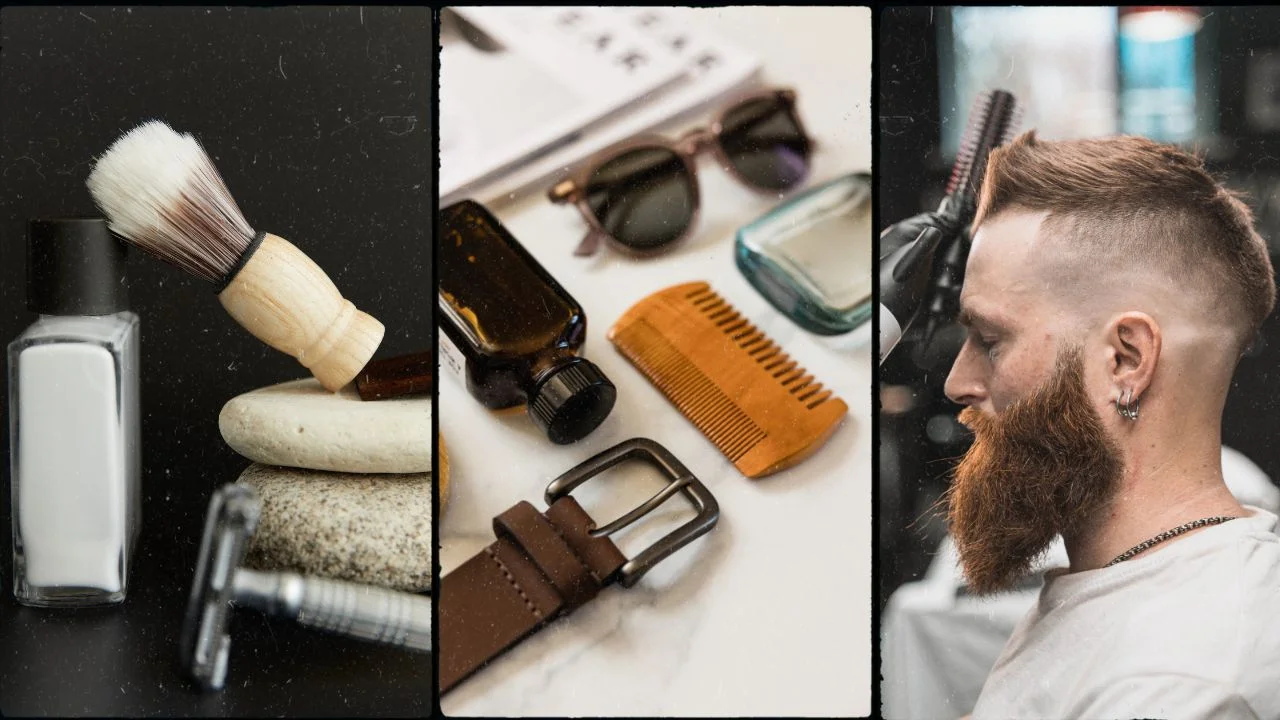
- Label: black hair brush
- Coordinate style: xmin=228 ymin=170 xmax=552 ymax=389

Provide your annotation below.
xmin=912 ymin=89 xmax=1021 ymax=369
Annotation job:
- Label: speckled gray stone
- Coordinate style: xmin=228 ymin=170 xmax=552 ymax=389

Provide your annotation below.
xmin=219 ymin=378 xmax=430 ymax=474
xmin=237 ymin=463 xmax=431 ymax=592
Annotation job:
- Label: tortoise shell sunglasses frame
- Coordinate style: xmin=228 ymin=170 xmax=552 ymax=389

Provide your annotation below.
xmin=548 ymin=87 xmax=817 ymax=258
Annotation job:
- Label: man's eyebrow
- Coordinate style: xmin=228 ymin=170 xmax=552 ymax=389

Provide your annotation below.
xmin=958 ymin=305 xmax=1003 ymax=331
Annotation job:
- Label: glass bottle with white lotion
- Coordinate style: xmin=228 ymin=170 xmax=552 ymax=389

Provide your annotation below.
xmin=8 ymin=218 xmax=141 ymax=607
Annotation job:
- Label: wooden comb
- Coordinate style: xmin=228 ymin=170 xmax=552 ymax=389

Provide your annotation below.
xmin=608 ymin=281 xmax=848 ymax=478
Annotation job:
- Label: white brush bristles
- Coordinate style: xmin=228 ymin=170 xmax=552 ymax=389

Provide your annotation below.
xmin=87 ymin=120 xmax=256 ymax=284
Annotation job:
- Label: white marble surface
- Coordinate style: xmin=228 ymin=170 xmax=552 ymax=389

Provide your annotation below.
xmin=439 ymin=7 xmax=871 ymax=716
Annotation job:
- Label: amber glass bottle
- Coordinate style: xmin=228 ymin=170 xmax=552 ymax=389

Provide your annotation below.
xmin=438 ymin=200 xmax=616 ymax=444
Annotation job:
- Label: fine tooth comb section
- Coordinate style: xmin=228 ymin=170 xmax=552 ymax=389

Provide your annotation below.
xmin=608 ymin=281 xmax=848 ymax=478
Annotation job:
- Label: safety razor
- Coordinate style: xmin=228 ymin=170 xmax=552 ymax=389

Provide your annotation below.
xmin=180 ymin=483 xmax=431 ymax=692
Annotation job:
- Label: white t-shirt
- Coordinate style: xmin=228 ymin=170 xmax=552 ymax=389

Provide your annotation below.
xmin=973 ymin=507 xmax=1280 ymax=720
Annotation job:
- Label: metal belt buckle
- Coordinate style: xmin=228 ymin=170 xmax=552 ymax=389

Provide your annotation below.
xmin=544 ymin=437 xmax=719 ymax=588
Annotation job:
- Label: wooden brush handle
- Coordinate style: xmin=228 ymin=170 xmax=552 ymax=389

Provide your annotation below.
xmin=217 ymin=233 xmax=385 ymax=392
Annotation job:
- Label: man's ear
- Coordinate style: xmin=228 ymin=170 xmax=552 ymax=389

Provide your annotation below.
xmin=1104 ymin=312 xmax=1161 ymax=400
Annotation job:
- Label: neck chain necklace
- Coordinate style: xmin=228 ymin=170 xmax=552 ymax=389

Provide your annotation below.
xmin=1104 ymin=516 xmax=1240 ymax=568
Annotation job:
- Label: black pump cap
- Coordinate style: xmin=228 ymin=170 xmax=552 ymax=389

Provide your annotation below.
xmin=528 ymin=357 xmax=617 ymax=444
xmin=27 ymin=218 xmax=129 ymax=316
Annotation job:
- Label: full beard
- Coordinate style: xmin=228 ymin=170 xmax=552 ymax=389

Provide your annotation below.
xmin=944 ymin=347 xmax=1124 ymax=595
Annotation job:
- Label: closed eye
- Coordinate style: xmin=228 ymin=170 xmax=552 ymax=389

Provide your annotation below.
xmin=971 ymin=333 xmax=999 ymax=359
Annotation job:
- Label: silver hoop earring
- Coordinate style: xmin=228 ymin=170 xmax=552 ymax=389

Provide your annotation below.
xmin=1116 ymin=389 xmax=1139 ymax=421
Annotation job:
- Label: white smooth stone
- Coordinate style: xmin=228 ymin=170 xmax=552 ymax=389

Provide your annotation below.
xmin=237 ymin=463 xmax=431 ymax=592
xmin=219 ymin=378 xmax=430 ymax=473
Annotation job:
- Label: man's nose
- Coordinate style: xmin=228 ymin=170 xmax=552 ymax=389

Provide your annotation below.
xmin=945 ymin=341 xmax=985 ymax=407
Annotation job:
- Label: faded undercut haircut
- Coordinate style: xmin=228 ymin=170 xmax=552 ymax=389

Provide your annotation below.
xmin=973 ymin=131 xmax=1276 ymax=354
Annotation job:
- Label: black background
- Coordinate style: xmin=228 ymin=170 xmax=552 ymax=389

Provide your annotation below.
xmin=0 ymin=6 xmax=432 ymax=716
xmin=877 ymin=5 xmax=948 ymax=613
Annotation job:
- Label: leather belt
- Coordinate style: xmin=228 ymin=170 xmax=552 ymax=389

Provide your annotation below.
xmin=439 ymin=438 xmax=719 ymax=695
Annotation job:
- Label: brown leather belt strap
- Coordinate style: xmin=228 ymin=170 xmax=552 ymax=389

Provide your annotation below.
xmin=439 ymin=496 xmax=627 ymax=695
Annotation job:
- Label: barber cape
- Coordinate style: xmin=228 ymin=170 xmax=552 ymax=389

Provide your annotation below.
xmin=972 ymin=507 xmax=1280 ymax=719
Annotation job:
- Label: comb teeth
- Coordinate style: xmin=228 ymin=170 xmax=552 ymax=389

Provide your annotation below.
xmin=609 ymin=281 xmax=849 ymax=478
xmin=617 ymin=319 xmax=766 ymax=462
xmin=687 ymin=285 xmax=836 ymax=411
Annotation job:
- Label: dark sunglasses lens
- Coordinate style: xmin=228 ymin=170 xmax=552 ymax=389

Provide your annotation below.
xmin=583 ymin=147 xmax=695 ymax=251
xmin=719 ymin=95 xmax=811 ymax=190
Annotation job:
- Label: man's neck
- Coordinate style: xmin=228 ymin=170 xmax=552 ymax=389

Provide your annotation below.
xmin=1063 ymin=429 xmax=1245 ymax=572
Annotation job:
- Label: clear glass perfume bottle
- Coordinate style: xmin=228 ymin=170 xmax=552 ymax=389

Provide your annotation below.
xmin=735 ymin=172 xmax=873 ymax=335
xmin=9 ymin=219 xmax=141 ymax=607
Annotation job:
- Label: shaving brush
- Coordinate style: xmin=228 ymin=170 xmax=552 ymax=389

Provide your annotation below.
xmin=87 ymin=121 xmax=384 ymax=391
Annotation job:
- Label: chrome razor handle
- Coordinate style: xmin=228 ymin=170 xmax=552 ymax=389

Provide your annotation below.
xmin=233 ymin=569 xmax=431 ymax=652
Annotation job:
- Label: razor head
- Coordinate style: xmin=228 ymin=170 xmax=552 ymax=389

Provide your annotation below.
xmin=180 ymin=483 xmax=261 ymax=692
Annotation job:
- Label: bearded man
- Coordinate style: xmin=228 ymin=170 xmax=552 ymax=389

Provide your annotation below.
xmin=943 ymin=131 xmax=1280 ymax=718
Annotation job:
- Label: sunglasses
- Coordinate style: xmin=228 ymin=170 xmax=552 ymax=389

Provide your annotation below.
xmin=548 ymin=87 xmax=815 ymax=257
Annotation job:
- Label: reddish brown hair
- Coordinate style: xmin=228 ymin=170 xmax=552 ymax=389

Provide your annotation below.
xmin=973 ymin=131 xmax=1276 ymax=350
xmin=946 ymin=346 xmax=1121 ymax=595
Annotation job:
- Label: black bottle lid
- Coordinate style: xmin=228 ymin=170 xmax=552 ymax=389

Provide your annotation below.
xmin=528 ymin=357 xmax=617 ymax=444
xmin=27 ymin=218 xmax=129 ymax=316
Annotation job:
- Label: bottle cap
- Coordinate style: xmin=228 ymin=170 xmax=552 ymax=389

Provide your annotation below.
xmin=27 ymin=218 xmax=129 ymax=315
xmin=528 ymin=357 xmax=617 ymax=444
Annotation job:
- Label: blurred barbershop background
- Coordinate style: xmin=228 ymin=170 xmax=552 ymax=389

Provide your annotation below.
xmin=881 ymin=6 xmax=1280 ymax=717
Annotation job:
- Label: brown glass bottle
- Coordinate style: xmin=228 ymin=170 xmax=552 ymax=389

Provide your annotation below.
xmin=438 ymin=199 xmax=616 ymax=444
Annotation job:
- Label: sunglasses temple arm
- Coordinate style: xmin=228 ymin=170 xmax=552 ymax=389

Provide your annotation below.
xmin=548 ymin=180 xmax=578 ymax=204
xmin=573 ymin=228 xmax=606 ymax=257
